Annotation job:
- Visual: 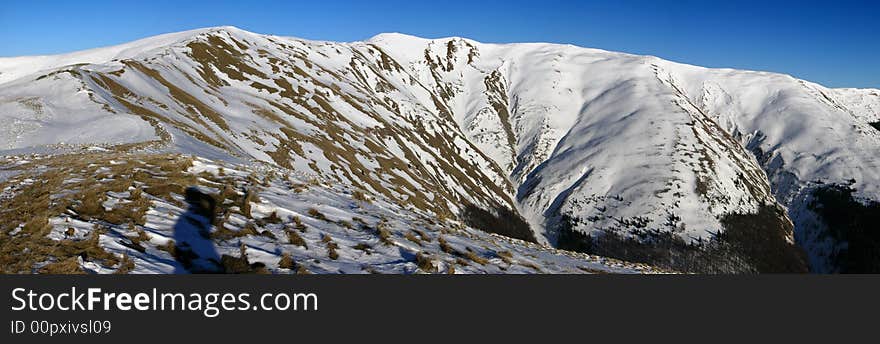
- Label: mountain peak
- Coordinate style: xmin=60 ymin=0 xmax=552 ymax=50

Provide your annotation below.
xmin=198 ymin=25 xmax=261 ymax=38
xmin=368 ymin=32 xmax=479 ymax=46
xmin=368 ymin=32 xmax=431 ymax=42
xmin=0 ymin=26 xmax=261 ymax=85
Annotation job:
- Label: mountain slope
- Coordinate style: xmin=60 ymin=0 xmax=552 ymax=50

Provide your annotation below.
xmin=1 ymin=27 xmax=878 ymax=272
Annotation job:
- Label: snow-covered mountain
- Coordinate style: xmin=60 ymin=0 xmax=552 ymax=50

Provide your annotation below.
xmin=1 ymin=26 xmax=878 ymax=273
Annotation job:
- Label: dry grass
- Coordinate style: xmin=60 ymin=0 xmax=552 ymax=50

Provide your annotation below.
xmin=404 ymin=231 xmax=422 ymax=246
xmin=322 ymin=234 xmax=340 ymax=259
xmin=0 ymin=153 xmax=206 ymax=273
xmin=520 ymin=261 xmax=544 ymax=273
xmin=259 ymin=229 xmax=277 ymax=240
xmin=307 ymin=208 xmax=328 ymax=221
xmin=291 ymin=216 xmax=307 ymax=232
xmin=73 ymin=188 xmax=106 ymax=221
xmin=496 ymin=250 xmax=513 ymax=264
xmin=465 ymin=249 xmax=489 ymax=265
xmin=412 ymin=228 xmax=431 ymax=242
xmin=278 ymin=252 xmax=296 ymax=269
xmin=352 ymin=190 xmax=370 ymax=203
xmin=240 ymin=189 xmax=260 ymax=218
xmin=259 ymin=211 xmax=284 ymax=225
xmin=115 ymin=255 xmax=136 ymax=274
xmin=437 ymin=236 xmax=457 ymax=254
xmin=351 ymin=217 xmax=367 ymax=227
xmin=220 ymin=244 xmax=268 ymax=274
xmin=337 ymin=220 xmax=353 ymax=230
xmin=38 ymin=257 xmax=85 ymax=274
xmin=212 ymin=223 xmax=259 ymax=241
xmin=353 ymin=243 xmax=372 ymax=254
xmin=285 ymin=229 xmax=308 ymax=249
xmin=121 ymin=227 xmax=150 ymax=253
xmin=415 ymin=252 xmax=436 ymax=273
xmin=376 ymin=227 xmax=393 ymax=246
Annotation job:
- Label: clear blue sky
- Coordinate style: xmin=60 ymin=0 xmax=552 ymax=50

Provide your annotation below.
xmin=1 ymin=0 xmax=877 ymax=88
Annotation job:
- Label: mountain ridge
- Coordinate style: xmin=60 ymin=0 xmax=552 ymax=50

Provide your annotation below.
xmin=2 ymin=26 xmax=878 ymax=272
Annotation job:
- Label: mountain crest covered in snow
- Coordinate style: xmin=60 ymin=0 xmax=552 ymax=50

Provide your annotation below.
xmin=2 ymin=26 xmax=878 ymax=273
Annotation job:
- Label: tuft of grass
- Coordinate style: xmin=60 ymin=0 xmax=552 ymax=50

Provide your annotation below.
xmin=291 ymin=216 xmax=307 ymax=232
xmin=376 ymin=227 xmax=393 ymax=246
xmin=307 ymin=208 xmax=328 ymax=221
xmin=352 ymin=190 xmax=370 ymax=203
xmin=278 ymin=252 xmax=296 ymax=269
xmin=353 ymin=243 xmax=372 ymax=254
xmin=220 ymin=255 xmax=250 ymax=273
xmin=115 ymin=255 xmax=136 ymax=274
xmin=259 ymin=230 xmax=277 ymax=240
xmin=521 ymin=261 xmax=544 ymax=273
xmin=262 ymin=211 xmax=284 ymax=224
xmin=158 ymin=240 xmax=177 ymax=258
xmin=286 ymin=230 xmax=308 ymax=249
xmin=220 ymin=244 xmax=269 ymax=274
xmin=337 ymin=220 xmax=353 ymax=230
xmin=465 ymin=249 xmax=489 ymax=265
xmin=438 ymin=236 xmax=457 ymax=255
xmin=321 ymin=234 xmax=339 ymax=260
xmin=212 ymin=223 xmax=259 ymax=241
xmin=496 ymin=250 xmax=513 ymax=264
xmin=415 ymin=252 xmax=436 ymax=273
xmin=240 ymin=189 xmax=260 ymax=217
xmin=289 ymin=182 xmax=307 ymax=193
xmin=412 ymin=228 xmax=431 ymax=242
xmin=404 ymin=231 xmax=422 ymax=246
xmin=121 ymin=227 xmax=149 ymax=253
xmin=73 ymin=188 xmax=105 ymax=221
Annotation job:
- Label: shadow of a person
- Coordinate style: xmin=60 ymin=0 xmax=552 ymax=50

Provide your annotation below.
xmin=172 ymin=187 xmax=224 ymax=273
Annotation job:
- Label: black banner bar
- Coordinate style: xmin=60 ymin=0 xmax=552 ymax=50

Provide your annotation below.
xmin=1 ymin=275 xmax=876 ymax=342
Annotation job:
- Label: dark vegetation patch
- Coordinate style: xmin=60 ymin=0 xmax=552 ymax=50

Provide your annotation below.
xmin=556 ymin=205 xmax=809 ymax=273
xmin=461 ymin=204 xmax=537 ymax=243
xmin=557 ymin=220 xmax=748 ymax=273
xmin=808 ymin=183 xmax=880 ymax=273
xmin=718 ymin=204 xmax=808 ymax=273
